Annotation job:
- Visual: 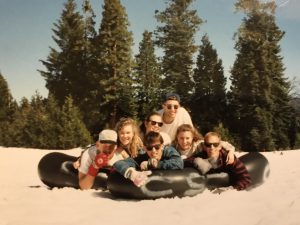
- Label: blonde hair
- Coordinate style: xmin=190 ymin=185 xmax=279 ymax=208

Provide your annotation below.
xmin=115 ymin=117 xmax=143 ymax=158
xmin=204 ymin=132 xmax=221 ymax=140
xmin=173 ymin=124 xmax=203 ymax=146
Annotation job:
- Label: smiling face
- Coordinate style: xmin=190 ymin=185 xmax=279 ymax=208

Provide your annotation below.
xmin=118 ymin=124 xmax=134 ymax=147
xmin=145 ymin=140 xmax=163 ymax=161
xmin=96 ymin=142 xmax=117 ymax=159
xmin=203 ymin=133 xmax=222 ymax=158
xmin=177 ymin=130 xmax=193 ymax=151
xmin=143 ymin=131 xmax=164 ymax=161
xmin=163 ymin=99 xmax=180 ymax=121
xmin=145 ymin=114 xmax=163 ymax=133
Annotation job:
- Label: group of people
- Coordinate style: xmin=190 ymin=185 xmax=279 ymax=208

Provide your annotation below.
xmin=74 ymin=93 xmax=251 ymax=191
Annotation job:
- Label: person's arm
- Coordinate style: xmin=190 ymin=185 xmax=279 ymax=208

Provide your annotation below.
xmin=220 ymin=141 xmax=235 ymax=164
xmin=227 ymin=156 xmax=251 ymax=190
xmin=115 ymin=146 xmax=130 ymax=159
xmin=78 ymin=153 xmax=108 ymax=190
xmin=114 ymin=155 xmax=152 ymax=187
xmin=113 ymin=156 xmax=142 ymax=176
xmin=197 ymin=139 xmax=235 ymax=165
xmin=157 ymin=146 xmax=184 ymax=170
xmin=185 ymin=143 xmax=212 ymax=174
xmin=78 ymin=172 xmax=96 ymax=190
xmin=182 ymin=156 xmax=196 ymax=167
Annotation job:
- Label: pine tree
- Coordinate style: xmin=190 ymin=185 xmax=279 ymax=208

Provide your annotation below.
xmin=228 ymin=0 xmax=293 ymax=151
xmin=20 ymin=93 xmax=49 ymax=148
xmin=8 ymin=94 xmax=91 ymax=149
xmin=39 ymin=0 xmax=87 ymax=108
xmin=134 ymin=31 xmax=162 ymax=120
xmin=155 ymin=0 xmax=202 ymax=104
xmin=9 ymin=97 xmax=31 ymax=147
xmin=94 ymin=0 xmax=136 ymax=128
xmin=0 ymin=73 xmax=18 ymax=145
xmin=291 ymin=97 xmax=300 ymax=149
xmin=82 ymin=0 xmax=96 ymax=42
xmin=78 ymin=0 xmax=98 ymax=131
xmin=191 ymin=34 xmax=227 ymax=133
xmin=57 ymin=96 xmax=91 ymax=149
xmin=42 ymin=95 xmax=64 ymax=148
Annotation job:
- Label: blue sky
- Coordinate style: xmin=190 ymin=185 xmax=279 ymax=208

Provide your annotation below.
xmin=0 ymin=0 xmax=299 ymax=102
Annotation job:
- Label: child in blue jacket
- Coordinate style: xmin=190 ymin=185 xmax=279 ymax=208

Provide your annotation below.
xmin=113 ymin=131 xmax=183 ymax=187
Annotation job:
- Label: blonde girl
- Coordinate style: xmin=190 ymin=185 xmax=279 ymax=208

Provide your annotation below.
xmin=115 ymin=117 xmax=144 ymax=159
xmin=173 ymin=124 xmax=235 ymax=164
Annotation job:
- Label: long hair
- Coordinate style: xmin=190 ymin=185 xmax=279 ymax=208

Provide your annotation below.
xmin=115 ymin=117 xmax=143 ymax=158
xmin=172 ymin=124 xmax=203 ymax=147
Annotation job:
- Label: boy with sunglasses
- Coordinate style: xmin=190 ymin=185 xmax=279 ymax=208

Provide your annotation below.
xmin=113 ymin=131 xmax=183 ymax=187
xmin=157 ymin=93 xmax=193 ymax=141
xmin=193 ymin=132 xmax=251 ymax=190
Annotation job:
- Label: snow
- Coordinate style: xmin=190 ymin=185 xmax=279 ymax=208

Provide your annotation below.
xmin=1 ymin=147 xmax=299 ymax=225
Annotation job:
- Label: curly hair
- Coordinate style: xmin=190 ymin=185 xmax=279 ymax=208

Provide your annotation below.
xmin=115 ymin=117 xmax=143 ymax=158
xmin=172 ymin=124 xmax=203 ymax=147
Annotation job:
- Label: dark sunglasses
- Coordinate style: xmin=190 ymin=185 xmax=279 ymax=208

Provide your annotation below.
xmin=148 ymin=120 xmax=163 ymax=127
xmin=166 ymin=104 xmax=179 ymax=110
xmin=204 ymin=142 xmax=220 ymax=148
xmin=145 ymin=144 xmax=161 ymax=151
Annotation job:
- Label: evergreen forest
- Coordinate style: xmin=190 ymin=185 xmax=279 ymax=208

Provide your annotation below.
xmin=0 ymin=0 xmax=299 ymax=151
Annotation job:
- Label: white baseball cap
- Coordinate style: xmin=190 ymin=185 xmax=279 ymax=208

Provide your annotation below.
xmin=98 ymin=129 xmax=117 ymax=144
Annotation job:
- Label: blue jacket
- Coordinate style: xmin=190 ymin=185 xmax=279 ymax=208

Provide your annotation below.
xmin=113 ymin=145 xmax=184 ymax=176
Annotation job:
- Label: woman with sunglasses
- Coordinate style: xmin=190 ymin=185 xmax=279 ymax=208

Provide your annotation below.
xmin=173 ymin=124 xmax=235 ymax=166
xmin=113 ymin=131 xmax=183 ymax=187
xmin=140 ymin=112 xmax=171 ymax=145
xmin=193 ymin=132 xmax=251 ymax=190
xmin=157 ymin=93 xmax=193 ymax=141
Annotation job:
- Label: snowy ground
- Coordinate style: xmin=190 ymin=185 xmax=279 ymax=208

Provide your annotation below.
xmin=0 ymin=147 xmax=300 ymax=225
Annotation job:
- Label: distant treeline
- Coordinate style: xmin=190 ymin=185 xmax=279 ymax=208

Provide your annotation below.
xmin=0 ymin=0 xmax=299 ymax=150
